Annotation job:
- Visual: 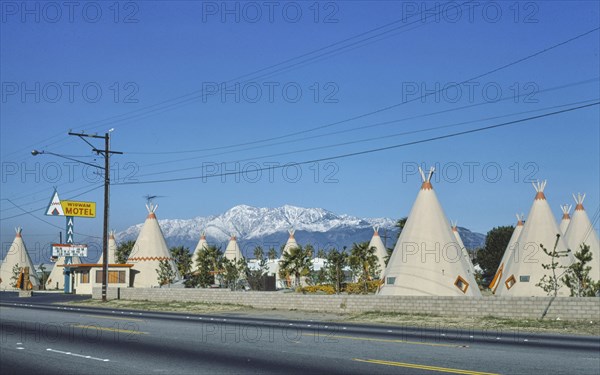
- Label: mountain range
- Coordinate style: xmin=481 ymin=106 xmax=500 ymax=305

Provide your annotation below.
xmin=116 ymin=205 xmax=486 ymax=257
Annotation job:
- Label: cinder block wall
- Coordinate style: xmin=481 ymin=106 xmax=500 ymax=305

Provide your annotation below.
xmin=92 ymin=287 xmax=600 ymax=320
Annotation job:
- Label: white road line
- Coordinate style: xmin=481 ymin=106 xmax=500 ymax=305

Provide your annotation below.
xmin=16 ymin=347 xmax=25 ymax=350
xmin=47 ymin=348 xmax=110 ymax=362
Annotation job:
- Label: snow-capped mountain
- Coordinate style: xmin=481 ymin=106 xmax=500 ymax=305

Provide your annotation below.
xmin=116 ymin=205 xmax=485 ymax=257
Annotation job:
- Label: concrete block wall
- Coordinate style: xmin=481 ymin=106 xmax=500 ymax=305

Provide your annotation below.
xmin=92 ymin=287 xmax=600 ymax=321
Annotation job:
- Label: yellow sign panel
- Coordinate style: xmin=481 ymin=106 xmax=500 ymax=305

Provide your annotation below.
xmin=60 ymin=201 xmax=96 ymax=218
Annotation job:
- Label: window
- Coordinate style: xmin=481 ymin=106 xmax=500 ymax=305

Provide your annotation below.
xmin=519 ymin=275 xmax=530 ymax=282
xmin=505 ymin=275 xmax=516 ymax=289
xmin=454 ymin=276 xmax=469 ymax=294
xmin=386 ymin=277 xmax=396 ymax=285
xmin=96 ymin=270 xmax=126 ymax=284
xmin=108 ymin=271 xmax=126 ymax=283
xmin=80 ymin=271 xmax=89 ymax=284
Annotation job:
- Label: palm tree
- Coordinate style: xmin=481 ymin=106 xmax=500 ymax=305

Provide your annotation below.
xmin=395 ymin=217 xmax=408 ymax=241
xmin=116 ymin=240 xmax=136 ymax=263
xmin=267 ymin=247 xmax=278 ymax=260
xmin=253 ymin=246 xmax=264 ymax=260
xmin=170 ymin=246 xmax=192 ymax=277
xmin=316 ymin=249 xmax=327 ymax=259
xmin=349 ymin=241 xmax=378 ymax=293
xmin=279 ymin=245 xmax=312 ymax=288
xmin=325 ymin=249 xmax=347 ymax=294
xmin=305 ymin=244 xmax=315 ymax=258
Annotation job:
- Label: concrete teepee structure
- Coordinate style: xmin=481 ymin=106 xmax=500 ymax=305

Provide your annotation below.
xmin=97 ymin=230 xmax=117 ymax=265
xmin=0 ymin=228 xmax=40 ymax=290
xmin=191 ymin=231 xmax=209 ymax=272
xmin=368 ymin=226 xmax=388 ymax=279
xmin=496 ymin=181 xmax=573 ymax=296
xmin=451 ymin=221 xmax=476 ymax=275
xmin=224 ymin=235 xmax=243 ymax=261
xmin=489 ymin=214 xmax=524 ymax=293
xmin=559 ymin=204 xmax=572 ymax=234
xmin=379 ymin=167 xmax=480 ymax=296
xmin=280 ymin=229 xmax=299 ymax=258
xmin=563 ymin=193 xmax=600 ymax=280
xmin=128 ymin=204 xmax=180 ymax=287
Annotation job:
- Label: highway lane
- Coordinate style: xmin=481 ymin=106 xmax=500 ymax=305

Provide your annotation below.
xmin=1 ymin=302 xmax=599 ymax=374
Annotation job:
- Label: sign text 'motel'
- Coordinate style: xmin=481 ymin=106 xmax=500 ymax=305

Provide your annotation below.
xmin=45 ymin=191 xmax=96 ymax=218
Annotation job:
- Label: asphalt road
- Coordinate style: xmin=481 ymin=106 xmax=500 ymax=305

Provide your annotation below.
xmin=0 ymin=295 xmax=599 ymax=374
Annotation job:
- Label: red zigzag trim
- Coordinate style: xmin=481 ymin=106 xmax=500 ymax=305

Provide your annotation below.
xmin=128 ymin=257 xmax=174 ymax=261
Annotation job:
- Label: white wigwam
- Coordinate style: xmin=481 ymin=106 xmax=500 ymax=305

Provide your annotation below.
xmin=128 ymin=204 xmax=180 ymax=287
xmin=191 ymin=231 xmax=209 ymax=272
xmin=0 ymin=228 xmax=40 ymax=290
xmin=563 ymin=193 xmax=600 ymax=280
xmin=489 ymin=214 xmax=524 ymax=293
xmin=496 ymin=181 xmax=573 ymax=296
xmin=451 ymin=221 xmax=476 ymax=275
xmin=559 ymin=204 xmax=572 ymax=234
xmin=97 ymin=230 xmax=118 ymax=265
xmin=368 ymin=226 xmax=388 ymax=279
xmin=280 ymin=229 xmax=299 ymax=259
xmin=379 ymin=167 xmax=481 ymax=296
xmin=224 ymin=234 xmax=244 ymax=261
xmin=276 ymin=229 xmax=300 ymax=288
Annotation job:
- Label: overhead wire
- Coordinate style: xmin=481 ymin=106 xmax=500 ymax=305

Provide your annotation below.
xmin=0 ymin=1 xmax=461 ymax=160
xmin=112 ymin=101 xmax=599 ymax=186
xmin=130 ymin=78 xmax=599 ymax=171
xmin=127 ymin=98 xmax=599 ymax=179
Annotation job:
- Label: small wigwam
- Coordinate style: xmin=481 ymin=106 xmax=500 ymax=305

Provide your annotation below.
xmin=379 ymin=167 xmax=481 ymax=296
xmin=559 ymin=204 xmax=572 ymax=234
xmin=128 ymin=204 xmax=180 ymax=287
xmin=496 ymin=181 xmax=573 ymax=296
xmin=489 ymin=214 xmax=524 ymax=294
xmin=368 ymin=226 xmax=388 ymax=279
xmin=0 ymin=228 xmax=40 ymax=290
xmin=224 ymin=234 xmax=244 ymax=261
xmin=280 ymin=229 xmax=299 ymax=259
xmin=451 ymin=221 xmax=476 ymax=275
xmin=563 ymin=193 xmax=600 ymax=280
xmin=97 ymin=230 xmax=118 ymax=265
xmin=191 ymin=231 xmax=208 ymax=272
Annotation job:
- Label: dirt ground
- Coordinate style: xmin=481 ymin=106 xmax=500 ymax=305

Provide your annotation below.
xmin=64 ymin=299 xmax=600 ymax=336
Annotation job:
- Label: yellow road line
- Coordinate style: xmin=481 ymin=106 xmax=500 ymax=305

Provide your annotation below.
xmin=353 ymin=358 xmax=499 ymax=375
xmin=80 ymin=314 xmax=145 ymax=322
xmin=305 ymin=332 xmax=460 ymax=348
xmin=72 ymin=324 xmax=148 ymax=335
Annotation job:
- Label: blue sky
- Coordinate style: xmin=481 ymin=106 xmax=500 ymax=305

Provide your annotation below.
xmin=1 ymin=1 xmax=599 ymax=250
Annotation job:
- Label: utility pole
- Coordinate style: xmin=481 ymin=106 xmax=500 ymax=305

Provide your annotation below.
xmin=69 ymin=131 xmax=122 ymax=302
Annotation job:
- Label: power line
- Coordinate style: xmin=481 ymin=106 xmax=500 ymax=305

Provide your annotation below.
xmin=1 ymin=185 xmax=103 ymax=222
xmin=131 ymin=78 xmax=599 ymax=171
xmin=113 ymin=101 xmax=599 ymax=186
xmin=129 ymin=98 xmax=599 ymax=179
xmin=0 ymin=182 xmax=105 ymax=214
xmin=122 ymin=27 xmax=599 ymax=157
xmin=0 ymin=1 xmax=458 ymax=161
xmin=5 ymin=78 xmax=594 ymax=209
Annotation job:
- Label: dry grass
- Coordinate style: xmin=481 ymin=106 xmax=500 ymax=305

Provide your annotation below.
xmin=62 ymin=299 xmax=600 ymax=336
xmin=63 ymin=298 xmax=250 ymax=314
xmin=344 ymin=311 xmax=600 ymax=336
